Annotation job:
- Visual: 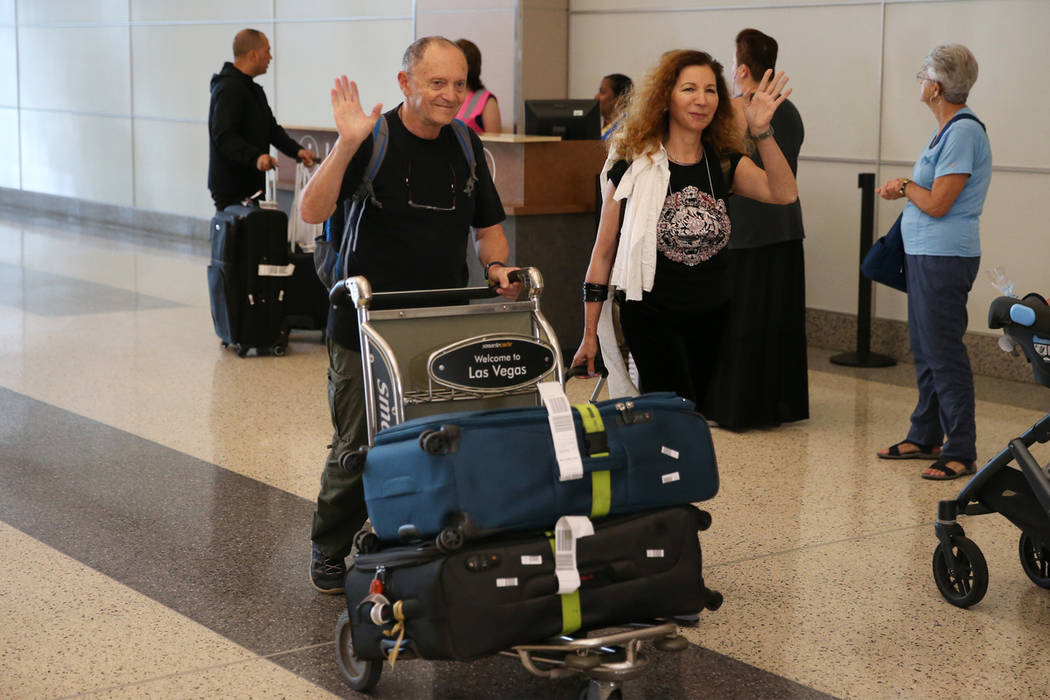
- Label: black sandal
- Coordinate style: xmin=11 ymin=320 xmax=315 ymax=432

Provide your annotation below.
xmin=921 ymin=456 xmax=976 ymax=481
xmin=877 ymin=440 xmax=942 ymax=460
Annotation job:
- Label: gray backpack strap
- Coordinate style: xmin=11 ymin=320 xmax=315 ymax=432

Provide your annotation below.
xmin=339 ymin=116 xmax=389 ymax=282
xmin=356 ymin=116 xmax=389 ymax=207
xmin=449 ymin=118 xmax=478 ymax=196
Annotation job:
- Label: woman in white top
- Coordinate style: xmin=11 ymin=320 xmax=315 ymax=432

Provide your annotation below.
xmin=571 ymin=49 xmax=798 ymax=405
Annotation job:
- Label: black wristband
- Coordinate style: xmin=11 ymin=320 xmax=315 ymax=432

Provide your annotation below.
xmin=583 ymin=282 xmax=609 ymax=302
xmin=482 ymin=260 xmax=503 ymax=279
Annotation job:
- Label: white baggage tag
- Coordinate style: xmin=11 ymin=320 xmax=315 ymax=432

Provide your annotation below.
xmin=537 ymin=381 xmax=584 ymax=481
xmin=554 ymin=515 xmax=595 ymax=594
xmin=257 ymin=263 xmax=295 ymax=277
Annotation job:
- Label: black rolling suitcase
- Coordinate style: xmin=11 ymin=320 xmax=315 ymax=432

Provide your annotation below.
xmin=345 ymin=506 xmax=718 ymax=662
xmin=284 ymin=245 xmax=329 ymax=337
xmin=207 ymin=204 xmax=291 ymax=357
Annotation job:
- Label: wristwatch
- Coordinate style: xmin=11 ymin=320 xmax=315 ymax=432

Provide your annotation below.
xmin=484 ymin=260 xmax=506 ymax=284
xmin=898 ymin=178 xmax=912 ymax=197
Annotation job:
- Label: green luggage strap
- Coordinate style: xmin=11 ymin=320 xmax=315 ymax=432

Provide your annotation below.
xmin=573 ymin=403 xmax=611 ymax=518
xmin=548 ymin=537 xmax=582 ymax=635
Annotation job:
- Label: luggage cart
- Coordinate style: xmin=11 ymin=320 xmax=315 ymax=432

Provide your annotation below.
xmin=328 ymin=268 xmax=709 ymax=698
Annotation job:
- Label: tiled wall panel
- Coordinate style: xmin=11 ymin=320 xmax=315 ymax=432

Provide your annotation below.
xmin=20 ymin=110 xmax=133 ymax=206
xmin=18 ymin=25 xmax=131 ymax=114
xmin=133 ymin=119 xmax=212 ymax=218
xmin=274 ymin=19 xmax=413 ymax=129
xmin=0 ymin=107 xmax=19 ymax=188
xmin=132 ymin=24 xmax=254 ymax=122
xmin=17 ymin=0 xmax=127 ymax=25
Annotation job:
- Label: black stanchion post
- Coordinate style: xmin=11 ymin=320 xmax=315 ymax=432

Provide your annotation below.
xmin=830 ymin=172 xmax=896 ymax=367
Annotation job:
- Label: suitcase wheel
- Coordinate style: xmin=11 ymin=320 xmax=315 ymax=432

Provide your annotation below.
xmin=703 ymin=588 xmax=723 ymax=611
xmin=352 ymin=529 xmax=380 ymax=555
xmin=418 ymin=425 xmax=462 ymax=456
xmin=272 ymin=343 xmax=287 ymax=357
xmin=436 ymin=526 xmax=464 ymax=553
xmin=235 ymin=344 xmax=248 ymax=358
xmin=335 ymin=610 xmax=382 ymax=692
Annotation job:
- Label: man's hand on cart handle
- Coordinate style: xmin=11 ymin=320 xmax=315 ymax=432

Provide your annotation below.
xmin=488 ymin=264 xmax=523 ymax=300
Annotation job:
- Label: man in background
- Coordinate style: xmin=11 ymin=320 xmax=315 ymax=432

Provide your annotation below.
xmin=208 ymin=28 xmax=316 ymax=211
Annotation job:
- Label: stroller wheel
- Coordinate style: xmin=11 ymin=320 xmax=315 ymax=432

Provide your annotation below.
xmin=932 ymin=537 xmax=988 ymax=608
xmin=1018 ymin=533 xmax=1050 ymax=589
xmin=335 ymin=610 xmax=383 ymax=692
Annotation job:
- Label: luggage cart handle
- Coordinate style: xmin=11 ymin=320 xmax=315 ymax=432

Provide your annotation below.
xmin=330 ymin=268 xmax=533 ymax=308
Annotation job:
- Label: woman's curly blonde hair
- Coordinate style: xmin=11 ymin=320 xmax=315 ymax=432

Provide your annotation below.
xmin=611 ymin=49 xmax=743 ymax=162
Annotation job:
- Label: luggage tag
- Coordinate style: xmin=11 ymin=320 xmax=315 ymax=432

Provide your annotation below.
xmin=537 ymin=381 xmax=584 ymax=481
xmin=554 ymin=515 xmax=595 ymax=594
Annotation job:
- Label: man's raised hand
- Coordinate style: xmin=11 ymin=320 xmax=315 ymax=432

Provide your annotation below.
xmin=331 ymin=76 xmax=383 ymax=144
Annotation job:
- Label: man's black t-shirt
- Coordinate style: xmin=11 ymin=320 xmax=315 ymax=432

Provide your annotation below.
xmin=329 ymin=106 xmax=505 ymax=349
xmin=608 ymin=145 xmax=741 ymax=313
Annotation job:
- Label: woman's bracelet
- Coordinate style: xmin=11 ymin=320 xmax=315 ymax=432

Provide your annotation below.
xmin=750 ymin=126 xmax=774 ymax=142
xmin=583 ymin=282 xmax=609 ymax=302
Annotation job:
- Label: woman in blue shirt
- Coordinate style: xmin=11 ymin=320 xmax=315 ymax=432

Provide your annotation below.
xmin=875 ymin=44 xmax=991 ymax=480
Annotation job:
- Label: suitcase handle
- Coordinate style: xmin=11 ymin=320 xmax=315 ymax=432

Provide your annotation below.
xmin=564 ymin=363 xmax=608 ymax=381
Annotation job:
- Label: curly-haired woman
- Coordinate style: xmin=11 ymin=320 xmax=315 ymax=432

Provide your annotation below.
xmin=571 ymin=49 xmax=798 ymax=403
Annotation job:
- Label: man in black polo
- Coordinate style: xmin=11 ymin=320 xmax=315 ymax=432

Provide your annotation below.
xmin=299 ymin=36 xmax=517 ymax=593
xmin=208 ymin=28 xmax=316 ymax=211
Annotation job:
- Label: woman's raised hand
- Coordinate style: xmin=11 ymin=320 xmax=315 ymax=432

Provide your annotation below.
xmin=331 ymin=75 xmax=382 ymax=144
xmin=744 ymin=69 xmax=791 ymax=136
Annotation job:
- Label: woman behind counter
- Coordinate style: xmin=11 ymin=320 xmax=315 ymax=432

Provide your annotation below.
xmin=597 ymin=73 xmax=633 ymax=141
xmin=455 ymin=38 xmax=501 ymax=134
xmin=875 ymin=44 xmax=991 ymax=480
xmin=571 ymin=49 xmax=798 ymax=405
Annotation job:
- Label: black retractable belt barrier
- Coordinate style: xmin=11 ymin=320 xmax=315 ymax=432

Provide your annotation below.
xmin=830 ymin=172 xmax=897 ymax=368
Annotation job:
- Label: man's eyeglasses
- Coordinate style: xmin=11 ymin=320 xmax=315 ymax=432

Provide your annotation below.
xmin=406 ymin=162 xmax=456 ymax=212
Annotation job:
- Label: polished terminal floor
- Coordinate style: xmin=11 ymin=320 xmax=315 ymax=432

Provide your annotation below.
xmin=1 ymin=207 xmax=1048 ymax=700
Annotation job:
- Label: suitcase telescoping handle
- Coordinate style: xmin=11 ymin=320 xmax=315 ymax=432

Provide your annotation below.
xmin=565 ymin=363 xmax=608 ymax=402
xmin=329 ymin=268 xmax=528 ymax=308
xmin=564 ymin=363 xmax=608 ymax=382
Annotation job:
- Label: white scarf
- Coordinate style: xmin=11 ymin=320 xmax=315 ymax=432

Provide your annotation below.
xmin=596 ymin=146 xmax=671 ymax=398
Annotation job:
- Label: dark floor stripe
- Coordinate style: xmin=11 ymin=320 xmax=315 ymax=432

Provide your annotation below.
xmin=0 ymin=386 xmax=836 ymax=699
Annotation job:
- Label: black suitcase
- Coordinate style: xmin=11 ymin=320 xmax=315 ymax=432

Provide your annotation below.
xmin=345 ymin=506 xmax=718 ymax=662
xmin=284 ymin=246 xmax=329 ymax=336
xmin=207 ymin=205 xmax=291 ymax=356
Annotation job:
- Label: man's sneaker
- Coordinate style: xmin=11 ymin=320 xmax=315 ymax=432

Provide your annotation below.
xmin=310 ymin=543 xmax=347 ymax=594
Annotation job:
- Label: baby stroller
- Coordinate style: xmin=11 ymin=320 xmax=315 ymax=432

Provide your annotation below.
xmin=932 ymin=292 xmax=1050 ymax=607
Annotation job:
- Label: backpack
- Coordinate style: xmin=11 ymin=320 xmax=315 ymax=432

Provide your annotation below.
xmin=313 ymin=116 xmax=479 ymax=290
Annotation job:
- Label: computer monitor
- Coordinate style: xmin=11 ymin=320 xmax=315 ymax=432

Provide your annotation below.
xmin=523 ymin=99 xmax=601 ymax=140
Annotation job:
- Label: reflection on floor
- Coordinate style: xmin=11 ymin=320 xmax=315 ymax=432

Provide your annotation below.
xmin=1 ymin=209 xmax=1047 ymax=699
